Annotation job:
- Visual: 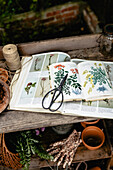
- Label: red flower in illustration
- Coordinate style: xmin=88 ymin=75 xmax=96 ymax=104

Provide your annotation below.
xmin=50 ymin=54 xmax=54 ymax=57
xmin=27 ymin=82 xmax=32 ymax=86
xmin=41 ymin=77 xmax=46 ymax=81
xmin=70 ymin=69 xmax=74 ymax=72
xmin=75 ymin=68 xmax=79 ymax=74
xmin=70 ymin=68 xmax=79 ymax=74
xmin=54 ymin=64 xmax=65 ymax=70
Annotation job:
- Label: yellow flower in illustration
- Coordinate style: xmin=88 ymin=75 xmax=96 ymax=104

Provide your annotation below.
xmin=99 ymin=63 xmax=102 ymax=66
xmin=88 ymin=87 xmax=92 ymax=94
xmin=83 ymin=81 xmax=87 ymax=87
xmin=94 ymin=63 xmax=97 ymax=66
xmin=90 ymin=75 xmax=93 ymax=78
xmin=82 ymin=70 xmax=88 ymax=74
xmin=86 ymin=74 xmax=91 ymax=80
xmin=90 ymin=78 xmax=93 ymax=84
xmin=92 ymin=84 xmax=94 ymax=88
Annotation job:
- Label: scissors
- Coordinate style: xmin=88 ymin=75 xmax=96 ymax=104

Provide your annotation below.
xmin=42 ymin=74 xmax=68 ymax=112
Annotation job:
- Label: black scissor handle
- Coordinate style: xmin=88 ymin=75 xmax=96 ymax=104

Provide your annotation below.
xmin=42 ymin=88 xmax=63 ymax=112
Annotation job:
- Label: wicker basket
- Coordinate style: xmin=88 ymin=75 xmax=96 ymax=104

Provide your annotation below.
xmin=0 ymin=133 xmax=22 ymax=170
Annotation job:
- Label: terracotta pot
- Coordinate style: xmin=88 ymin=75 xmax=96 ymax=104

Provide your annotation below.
xmin=0 ymin=68 xmax=8 ymax=82
xmin=0 ymin=79 xmax=10 ymax=113
xmin=90 ymin=167 xmax=101 ymax=170
xmin=81 ymin=126 xmax=105 ymax=150
xmin=81 ymin=119 xmax=100 ymax=128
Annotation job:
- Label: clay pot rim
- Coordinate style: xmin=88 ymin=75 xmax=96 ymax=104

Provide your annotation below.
xmin=81 ymin=126 xmax=105 ymax=150
xmin=82 ymin=119 xmax=100 ymax=125
xmin=0 ymin=79 xmax=10 ymax=113
xmin=0 ymin=68 xmax=8 ymax=82
xmin=81 ymin=119 xmax=100 ymax=128
xmin=90 ymin=166 xmax=101 ymax=170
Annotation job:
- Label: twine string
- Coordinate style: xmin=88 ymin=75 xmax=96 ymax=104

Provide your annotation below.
xmin=9 ymin=56 xmax=33 ymax=101
xmin=2 ymin=44 xmax=21 ymax=71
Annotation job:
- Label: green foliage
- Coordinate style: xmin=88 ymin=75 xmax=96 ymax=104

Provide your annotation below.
xmin=83 ymin=63 xmax=112 ymax=94
xmin=0 ymin=0 xmax=39 ymax=23
xmin=0 ymin=0 xmax=89 ymax=46
xmin=15 ymin=130 xmax=53 ymax=170
xmin=25 ymin=82 xmax=36 ymax=94
xmin=54 ymin=68 xmax=81 ymax=95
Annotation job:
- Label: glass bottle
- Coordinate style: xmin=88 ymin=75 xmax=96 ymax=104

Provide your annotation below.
xmin=99 ymin=24 xmax=113 ymax=57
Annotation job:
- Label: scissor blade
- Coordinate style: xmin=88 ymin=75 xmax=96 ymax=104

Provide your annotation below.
xmin=60 ymin=73 xmax=68 ymax=87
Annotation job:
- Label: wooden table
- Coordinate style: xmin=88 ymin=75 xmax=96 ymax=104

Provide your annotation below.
xmin=0 ymin=34 xmax=113 ymax=134
xmin=0 ymin=34 xmax=112 ymax=169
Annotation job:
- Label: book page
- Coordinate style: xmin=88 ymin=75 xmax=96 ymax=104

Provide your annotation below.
xmin=9 ymin=52 xmax=71 ymax=110
xmin=49 ymin=62 xmax=82 ymax=101
xmin=10 ymin=56 xmax=113 ymax=119
xmin=78 ymin=61 xmax=113 ymax=100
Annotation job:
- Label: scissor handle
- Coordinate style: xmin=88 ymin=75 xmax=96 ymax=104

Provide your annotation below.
xmin=42 ymin=88 xmax=64 ymax=112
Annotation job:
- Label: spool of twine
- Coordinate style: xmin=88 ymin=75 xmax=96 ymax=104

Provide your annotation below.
xmin=2 ymin=44 xmax=21 ymax=71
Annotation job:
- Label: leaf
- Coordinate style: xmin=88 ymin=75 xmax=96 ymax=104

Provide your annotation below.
xmin=68 ymin=80 xmax=71 ymax=85
xmin=32 ymin=82 xmax=36 ymax=87
xmin=83 ymin=81 xmax=87 ymax=87
xmin=65 ymin=71 xmax=69 ymax=74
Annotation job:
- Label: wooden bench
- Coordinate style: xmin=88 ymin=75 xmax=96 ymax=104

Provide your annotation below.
xmin=0 ymin=34 xmax=112 ymax=169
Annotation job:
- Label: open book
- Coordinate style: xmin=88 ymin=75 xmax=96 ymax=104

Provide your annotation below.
xmin=49 ymin=61 xmax=113 ymax=101
xmin=9 ymin=51 xmax=113 ymax=119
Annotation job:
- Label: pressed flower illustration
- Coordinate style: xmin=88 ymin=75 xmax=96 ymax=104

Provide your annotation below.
xmin=83 ymin=63 xmax=112 ymax=94
xmin=64 ymin=56 xmax=70 ymax=62
xmin=54 ymin=65 xmax=81 ymax=95
xmin=25 ymin=82 xmax=36 ymax=94
xmin=40 ymin=77 xmax=47 ymax=96
xmin=105 ymin=64 xmax=112 ymax=81
xmin=49 ymin=54 xmax=54 ymax=65
xmin=34 ymin=58 xmax=41 ymax=71
xmin=47 ymin=54 xmax=55 ymax=70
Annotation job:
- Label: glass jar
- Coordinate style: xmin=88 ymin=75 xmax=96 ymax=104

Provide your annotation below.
xmin=99 ymin=24 xmax=113 ymax=57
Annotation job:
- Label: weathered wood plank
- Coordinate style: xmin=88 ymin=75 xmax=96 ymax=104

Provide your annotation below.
xmin=0 ymin=110 xmax=94 ymax=133
xmin=29 ymin=145 xmax=110 ymax=169
xmin=17 ymin=34 xmax=99 ymax=56
xmin=0 ymin=34 xmax=100 ymax=59
xmin=28 ymin=121 xmax=112 ymax=169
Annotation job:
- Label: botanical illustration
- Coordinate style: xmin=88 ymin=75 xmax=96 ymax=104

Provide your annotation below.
xmin=82 ymin=63 xmax=112 ymax=94
xmin=82 ymin=100 xmax=97 ymax=107
xmin=54 ymin=64 xmax=81 ymax=95
xmin=34 ymin=57 xmax=41 ymax=71
xmin=30 ymin=55 xmax=45 ymax=72
xmin=25 ymin=82 xmax=36 ymax=94
xmin=99 ymin=99 xmax=113 ymax=108
xmin=43 ymin=53 xmax=58 ymax=71
xmin=40 ymin=77 xmax=47 ymax=96
xmin=35 ymin=77 xmax=50 ymax=98
xmin=105 ymin=63 xmax=113 ymax=83
xmin=58 ymin=53 xmax=70 ymax=62
xmin=105 ymin=64 xmax=111 ymax=80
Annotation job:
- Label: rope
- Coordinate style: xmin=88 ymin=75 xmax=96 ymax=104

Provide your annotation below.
xmin=9 ymin=56 xmax=33 ymax=100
